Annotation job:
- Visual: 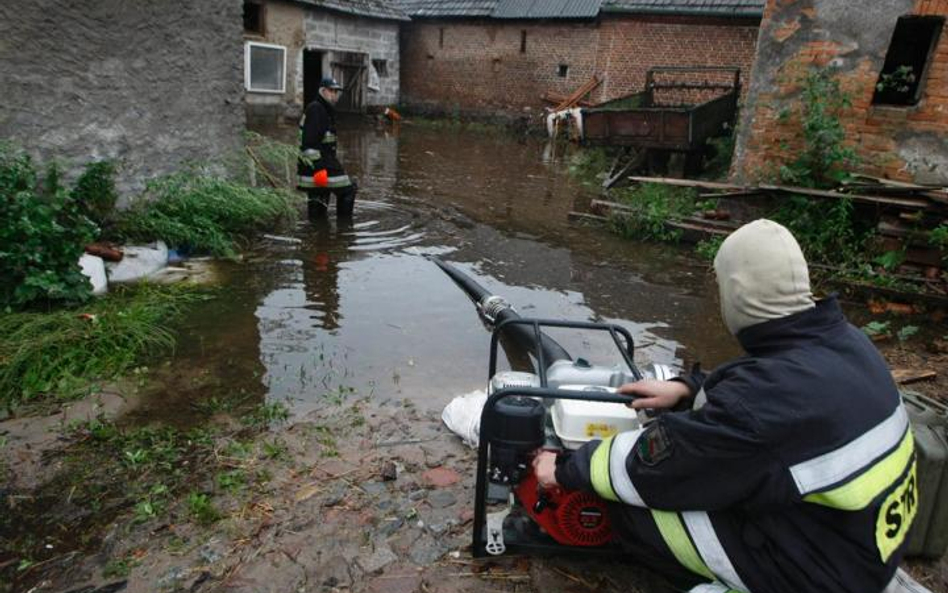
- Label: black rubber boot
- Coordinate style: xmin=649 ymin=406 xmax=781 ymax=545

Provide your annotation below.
xmin=336 ymin=185 xmax=356 ymax=218
xmin=307 ymin=190 xmax=330 ymax=220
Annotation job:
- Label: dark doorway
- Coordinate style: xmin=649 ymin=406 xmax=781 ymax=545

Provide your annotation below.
xmin=332 ymin=51 xmax=367 ymax=113
xmin=303 ymin=49 xmax=324 ymax=109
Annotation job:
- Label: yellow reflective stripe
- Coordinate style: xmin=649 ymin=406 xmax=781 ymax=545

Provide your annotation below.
xmin=590 ymin=437 xmax=619 ymax=502
xmin=652 ymin=510 xmax=715 ymax=581
xmin=875 ymin=460 xmax=918 ymax=562
xmin=804 ymin=428 xmax=915 ymax=510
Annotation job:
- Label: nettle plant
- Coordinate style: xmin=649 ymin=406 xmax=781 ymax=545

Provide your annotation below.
xmin=0 ymin=145 xmax=105 ymax=308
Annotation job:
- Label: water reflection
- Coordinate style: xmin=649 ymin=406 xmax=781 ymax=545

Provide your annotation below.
xmin=230 ymin=120 xmax=740 ymax=414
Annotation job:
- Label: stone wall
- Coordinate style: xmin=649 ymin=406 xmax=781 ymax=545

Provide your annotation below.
xmin=246 ymin=0 xmax=400 ymax=124
xmin=0 ymin=0 xmax=245 ymax=195
xmin=733 ymin=0 xmax=948 ymax=184
xmin=399 ymin=16 xmax=760 ymax=117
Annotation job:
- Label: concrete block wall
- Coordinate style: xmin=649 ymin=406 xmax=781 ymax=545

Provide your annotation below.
xmin=733 ymin=0 xmax=948 ymax=184
xmin=0 ymin=0 xmax=245 ymax=196
xmin=399 ymin=16 xmax=760 ymax=116
xmin=303 ymin=11 xmax=400 ymax=107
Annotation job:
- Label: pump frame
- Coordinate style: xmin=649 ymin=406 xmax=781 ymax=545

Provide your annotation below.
xmin=472 ymin=317 xmax=644 ymax=558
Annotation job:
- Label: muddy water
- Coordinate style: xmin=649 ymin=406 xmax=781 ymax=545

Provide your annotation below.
xmin=156 ymin=119 xmax=740 ymax=419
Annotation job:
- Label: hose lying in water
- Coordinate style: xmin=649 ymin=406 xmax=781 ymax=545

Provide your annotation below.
xmin=430 ymin=257 xmax=572 ymax=368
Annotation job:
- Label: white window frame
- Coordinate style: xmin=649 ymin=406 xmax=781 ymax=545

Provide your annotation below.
xmin=245 ymin=41 xmax=286 ymax=94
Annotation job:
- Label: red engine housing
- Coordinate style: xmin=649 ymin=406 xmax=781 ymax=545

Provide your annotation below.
xmin=514 ymin=470 xmax=612 ymax=547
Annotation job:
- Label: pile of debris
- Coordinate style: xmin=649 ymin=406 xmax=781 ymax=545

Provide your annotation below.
xmin=578 ymin=174 xmax=948 ymax=300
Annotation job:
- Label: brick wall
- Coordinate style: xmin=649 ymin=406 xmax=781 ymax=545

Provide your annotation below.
xmin=400 ymin=20 xmax=601 ymax=115
xmin=399 ymin=15 xmax=760 ymax=116
xmin=734 ymin=0 xmax=948 ymax=185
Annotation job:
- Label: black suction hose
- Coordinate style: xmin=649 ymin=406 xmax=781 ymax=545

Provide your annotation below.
xmin=431 ymin=257 xmax=572 ymax=366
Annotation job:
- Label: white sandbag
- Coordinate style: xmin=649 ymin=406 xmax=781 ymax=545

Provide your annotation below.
xmin=78 ymin=254 xmax=108 ymax=295
xmin=106 ymin=241 xmax=168 ymax=283
xmin=441 ymin=389 xmax=487 ymax=448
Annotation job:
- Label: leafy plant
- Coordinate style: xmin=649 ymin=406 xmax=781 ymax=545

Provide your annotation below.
xmin=770 ymin=194 xmax=868 ymax=267
xmin=778 ymin=70 xmax=857 ymax=189
xmin=71 ymin=161 xmax=119 ymax=228
xmin=897 ymin=325 xmax=919 ymax=343
xmin=0 ymin=144 xmax=99 ymax=307
xmin=876 ymin=65 xmax=916 ymax=95
xmin=874 ymin=250 xmax=905 ymax=272
xmin=695 ymin=236 xmax=725 ymax=262
xmin=608 ymin=183 xmax=697 ymax=242
xmin=187 ymin=492 xmax=221 ymax=525
xmin=862 ymin=320 xmax=891 ymax=337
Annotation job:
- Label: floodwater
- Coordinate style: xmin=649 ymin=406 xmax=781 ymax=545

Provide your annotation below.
xmin=143 ymin=118 xmax=740 ymax=420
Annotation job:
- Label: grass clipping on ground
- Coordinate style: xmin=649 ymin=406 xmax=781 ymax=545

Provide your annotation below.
xmin=0 ymin=285 xmax=208 ymax=408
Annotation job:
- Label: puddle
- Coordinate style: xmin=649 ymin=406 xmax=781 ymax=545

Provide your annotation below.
xmin=151 ymin=119 xmax=740 ymax=419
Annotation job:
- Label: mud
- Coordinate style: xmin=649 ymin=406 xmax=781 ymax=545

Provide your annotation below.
xmin=2 ymin=119 xmax=947 ymax=592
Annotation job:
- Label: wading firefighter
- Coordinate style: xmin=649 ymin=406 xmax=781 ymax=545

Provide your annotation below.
xmin=298 ymin=77 xmax=356 ymax=219
xmin=534 ymin=219 xmax=926 ymax=593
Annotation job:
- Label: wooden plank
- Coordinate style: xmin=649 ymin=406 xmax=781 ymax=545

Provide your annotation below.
xmin=624 ymin=177 xmax=933 ymax=210
xmin=891 ymin=369 xmax=938 ymax=385
xmin=568 ymin=211 xmax=608 ymax=224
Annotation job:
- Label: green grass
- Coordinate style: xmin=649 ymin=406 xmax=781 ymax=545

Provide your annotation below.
xmin=608 ymin=183 xmax=698 ymax=242
xmin=0 ymin=285 xmax=207 ymax=409
xmin=113 ymin=171 xmax=301 ymax=258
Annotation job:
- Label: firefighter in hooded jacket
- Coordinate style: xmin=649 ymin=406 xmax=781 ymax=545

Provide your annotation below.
xmin=298 ymin=77 xmax=356 ymax=219
xmin=534 ymin=219 xmax=926 ymax=593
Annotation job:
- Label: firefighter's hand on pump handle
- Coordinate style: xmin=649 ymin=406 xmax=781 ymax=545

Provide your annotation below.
xmin=532 ymin=380 xmax=692 ymax=489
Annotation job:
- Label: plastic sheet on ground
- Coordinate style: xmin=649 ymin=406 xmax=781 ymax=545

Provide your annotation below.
xmin=441 ymin=389 xmax=487 ymax=448
xmin=106 ymin=241 xmax=168 ymax=283
xmin=79 ymin=254 xmax=108 ymax=295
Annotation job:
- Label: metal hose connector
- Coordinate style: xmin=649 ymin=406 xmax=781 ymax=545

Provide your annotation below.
xmin=478 ymin=295 xmax=514 ymax=326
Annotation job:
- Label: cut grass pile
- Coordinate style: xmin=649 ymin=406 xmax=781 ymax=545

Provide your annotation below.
xmin=0 ymin=285 xmax=207 ymax=408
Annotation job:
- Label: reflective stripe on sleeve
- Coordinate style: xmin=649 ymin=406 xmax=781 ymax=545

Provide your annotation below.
xmin=298 ymin=175 xmax=316 ymax=188
xmin=804 ymin=428 xmax=915 ymax=510
xmin=590 ymin=436 xmax=619 ymax=502
xmin=651 ymin=510 xmax=715 ymax=581
xmin=322 ymin=132 xmax=337 ymax=144
xmin=682 ymin=511 xmax=749 ymax=592
xmin=690 ymin=584 xmax=740 ymax=593
xmin=609 ymin=428 xmax=646 ymax=506
xmin=301 ymin=148 xmax=321 ymax=159
xmin=327 ymin=174 xmax=351 ymax=188
xmin=790 ymin=405 xmax=909 ymax=494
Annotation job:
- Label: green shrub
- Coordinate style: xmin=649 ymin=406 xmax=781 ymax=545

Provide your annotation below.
xmin=71 ymin=161 xmax=119 ymax=228
xmin=608 ymin=183 xmax=697 ymax=242
xmin=0 ymin=145 xmax=99 ymax=307
xmin=114 ymin=171 xmax=300 ymax=258
xmin=0 ymin=285 xmax=205 ymax=408
xmin=778 ymin=69 xmax=858 ymax=189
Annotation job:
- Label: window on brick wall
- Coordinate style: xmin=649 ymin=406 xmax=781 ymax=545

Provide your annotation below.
xmin=872 ymin=16 xmax=944 ymax=106
xmin=372 ymin=59 xmax=389 ymax=78
xmin=243 ymin=1 xmax=265 ymax=36
xmin=558 ymin=64 xmax=569 ymax=78
xmin=520 ymin=30 xmax=527 ymax=53
xmin=245 ymin=42 xmax=286 ymax=93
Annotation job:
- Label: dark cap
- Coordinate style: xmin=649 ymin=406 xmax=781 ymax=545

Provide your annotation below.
xmin=319 ymin=77 xmax=344 ymax=91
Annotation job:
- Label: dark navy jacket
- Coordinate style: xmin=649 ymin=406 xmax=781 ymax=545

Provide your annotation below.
xmin=557 ymin=297 xmax=915 ymax=593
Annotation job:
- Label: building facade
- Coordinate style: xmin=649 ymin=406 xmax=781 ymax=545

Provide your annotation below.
xmin=243 ymin=0 xmax=407 ymax=125
xmin=397 ymin=0 xmax=763 ymax=117
xmin=733 ymin=0 xmax=948 ymax=185
xmin=0 ymin=0 xmax=245 ymax=195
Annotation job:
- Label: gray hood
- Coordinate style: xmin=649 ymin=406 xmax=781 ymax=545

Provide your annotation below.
xmin=713 ymin=219 xmax=815 ymax=335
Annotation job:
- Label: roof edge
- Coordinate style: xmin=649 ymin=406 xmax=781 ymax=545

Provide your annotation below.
xmin=288 ymin=0 xmax=412 ymax=21
xmin=600 ymin=6 xmax=762 ymax=18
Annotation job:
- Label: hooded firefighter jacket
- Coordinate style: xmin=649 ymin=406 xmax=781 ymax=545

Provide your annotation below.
xmin=297 ymin=95 xmax=352 ymax=191
xmin=556 ymin=297 xmax=916 ymax=593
